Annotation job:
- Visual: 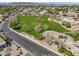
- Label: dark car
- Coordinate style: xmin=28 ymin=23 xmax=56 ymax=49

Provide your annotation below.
xmin=0 ymin=30 xmax=3 ymax=32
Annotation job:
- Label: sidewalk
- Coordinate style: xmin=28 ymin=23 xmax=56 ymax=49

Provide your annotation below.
xmin=9 ymin=28 xmax=63 ymax=56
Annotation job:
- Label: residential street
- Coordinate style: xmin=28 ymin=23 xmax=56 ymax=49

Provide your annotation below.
xmin=0 ymin=18 xmax=61 ymax=56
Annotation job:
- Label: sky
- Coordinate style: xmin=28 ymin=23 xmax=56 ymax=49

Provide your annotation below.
xmin=0 ymin=0 xmax=79 ymax=2
xmin=0 ymin=0 xmax=79 ymax=5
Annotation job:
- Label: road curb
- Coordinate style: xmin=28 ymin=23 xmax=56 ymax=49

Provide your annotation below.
xmin=9 ymin=28 xmax=63 ymax=56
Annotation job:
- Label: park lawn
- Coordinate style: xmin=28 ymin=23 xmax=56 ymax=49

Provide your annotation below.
xmin=58 ymin=46 xmax=74 ymax=56
xmin=10 ymin=15 xmax=68 ymax=40
xmin=66 ymin=31 xmax=79 ymax=41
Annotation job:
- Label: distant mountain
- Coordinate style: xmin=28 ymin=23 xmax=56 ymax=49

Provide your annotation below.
xmin=33 ymin=2 xmax=79 ymax=5
xmin=0 ymin=2 xmax=41 ymax=6
xmin=0 ymin=2 xmax=79 ymax=6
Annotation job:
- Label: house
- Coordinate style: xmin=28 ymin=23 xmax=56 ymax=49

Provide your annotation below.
xmin=0 ymin=15 xmax=3 ymax=22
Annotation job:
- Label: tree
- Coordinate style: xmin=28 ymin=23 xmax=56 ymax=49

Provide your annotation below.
xmin=63 ymin=22 xmax=71 ymax=28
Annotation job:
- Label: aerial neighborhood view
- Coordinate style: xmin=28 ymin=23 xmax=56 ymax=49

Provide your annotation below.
xmin=0 ymin=2 xmax=79 ymax=56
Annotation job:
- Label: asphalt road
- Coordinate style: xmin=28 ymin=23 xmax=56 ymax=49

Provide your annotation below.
xmin=1 ymin=18 xmax=60 ymax=56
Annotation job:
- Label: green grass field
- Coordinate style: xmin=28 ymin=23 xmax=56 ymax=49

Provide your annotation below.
xmin=10 ymin=15 xmax=68 ymax=40
xmin=66 ymin=31 xmax=79 ymax=41
xmin=58 ymin=46 xmax=74 ymax=56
